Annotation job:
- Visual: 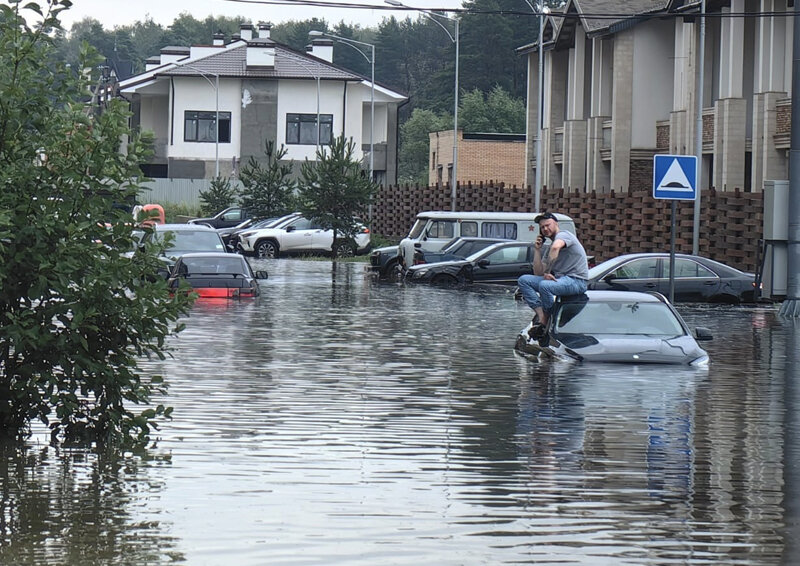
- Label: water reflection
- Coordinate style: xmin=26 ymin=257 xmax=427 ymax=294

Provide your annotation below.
xmin=0 ymin=260 xmax=792 ymax=564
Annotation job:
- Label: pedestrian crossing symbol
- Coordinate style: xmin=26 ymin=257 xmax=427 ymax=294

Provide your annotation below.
xmin=653 ymin=154 xmax=697 ymax=201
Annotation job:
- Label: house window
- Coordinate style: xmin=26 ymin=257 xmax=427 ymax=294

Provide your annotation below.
xmin=184 ymin=111 xmax=231 ymax=143
xmin=286 ymin=114 xmax=333 ymax=145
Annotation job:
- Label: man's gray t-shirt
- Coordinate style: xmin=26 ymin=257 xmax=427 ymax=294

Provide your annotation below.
xmin=543 ymin=230 xmax=589 ymax=279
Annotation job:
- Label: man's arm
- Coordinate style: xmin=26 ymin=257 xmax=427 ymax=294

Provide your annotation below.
xmin=546 ymin=238 xmax=566 ymax=269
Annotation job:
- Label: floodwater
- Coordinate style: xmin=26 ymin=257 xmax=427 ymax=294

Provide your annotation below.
xmin=2 ymin=259 xmax=800 ymax=565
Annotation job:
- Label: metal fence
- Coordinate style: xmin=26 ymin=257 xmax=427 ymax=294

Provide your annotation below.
xmin=139 ymin=178 xmax=242 ymax=207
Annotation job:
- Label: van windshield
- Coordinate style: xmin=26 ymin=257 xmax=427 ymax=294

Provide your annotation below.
xmin=407 ymin=219 xmax=427 ymax=238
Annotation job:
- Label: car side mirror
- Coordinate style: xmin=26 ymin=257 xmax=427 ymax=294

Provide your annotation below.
xmin=695 ymin=326 xmax=713 ymax=341
xmin=477 ymin=259 xmax=490 ymax=268
xmin=285 ymin=226 xmax=295 ymax=232
xmin=603 ymin=272 xmax=617 ymax=282
xmin=254 ymin=270 xmax=269 ymax=280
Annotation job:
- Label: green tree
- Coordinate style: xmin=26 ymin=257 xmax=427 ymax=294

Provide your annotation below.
xmin=398 ymin=108 xmax=449 ymax=185
xmin=198 ymin=176 xmax=238 ymax=216
xmin=459 ymin=85 xmax=526 ymax=133
xmin=0 ymin=1 xmax=193 ymax=446
xmin=297 ymin=136 xmax=377 ymax=257
xmin=238 ymin=141 xmax=296 ymax=219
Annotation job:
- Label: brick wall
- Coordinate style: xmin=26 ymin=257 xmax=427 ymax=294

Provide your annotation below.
xmin=373 ymin=183 xmax=762 ymax=273
xmin=656 ymin=123 xmax=670 ymax=150
xmin=777 ymin=100 xmax=791 ymax=136
xmin=702 ymin=112 xmax=714 ymax=144
xmin=629 ymin=160 xmax=652 ymax=192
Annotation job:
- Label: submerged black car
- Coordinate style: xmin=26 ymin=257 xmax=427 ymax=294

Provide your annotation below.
xmin=406 ymin=241 xmax=534 ymax=286
xmin=514 ymin=290 xmax=712 ymax=365
xmin=168 ymin=252 xmax=268 ymax=298
xmin=587 ymin=253 xmax=757 ymax=303
xmin=412 ymin=237 xmax=511 ymax=265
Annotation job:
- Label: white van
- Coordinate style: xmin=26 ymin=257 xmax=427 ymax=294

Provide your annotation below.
xmin=397 ymin=211 xmax=576 ymax=270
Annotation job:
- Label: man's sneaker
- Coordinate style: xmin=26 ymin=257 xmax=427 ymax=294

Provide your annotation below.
xmin=528 ymin=323 xmax=546 ymax=340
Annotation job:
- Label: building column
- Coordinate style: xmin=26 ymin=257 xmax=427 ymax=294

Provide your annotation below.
xmin=610 ymin=30 xmax=634 ymax=192
xmin=545 ymin=49 xmax=566 ymax=190
xmin=525 ymin=47 xmax=540 ymax=190
xmin=751 ymin=0 xmax=789 ymax=192
xmin=670 ymin=19 xmax=697 ymax=155
xmin=587 ymin=38 xmax=611 ymax=191
xmin=713 ymin=0 xmax=746 ymax=191
xmin=563 ymin=26 xmax=587 ymax=190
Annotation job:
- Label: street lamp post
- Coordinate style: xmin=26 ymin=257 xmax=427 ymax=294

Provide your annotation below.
xmin=288 ymin=54 xmax=322 ymax=155
xmin=386 ymin=0 xmax=459 ymax=211
xmin=309 ymin=30 xmax=375 ymax=181
xmin=179 ymin=63 xmax=220 ymax=178
xmin=523 ymin=0 xmax=549 ymax=212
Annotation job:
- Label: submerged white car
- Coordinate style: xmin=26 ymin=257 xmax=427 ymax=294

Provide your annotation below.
xmin=238 ymin=215 xmax=371 ymax=258
xmin=515 ymin=290 xmax=712 ymax=366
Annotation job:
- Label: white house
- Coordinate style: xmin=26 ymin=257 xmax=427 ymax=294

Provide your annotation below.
xmin=518 ymin=0 xmax=794 ymax=194
xmin=118 ymin=23 xmax=407 ymax=185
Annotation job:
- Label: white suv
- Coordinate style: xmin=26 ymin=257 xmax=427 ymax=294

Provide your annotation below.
xmin=238 ymin=215 xmax=371 ymax=258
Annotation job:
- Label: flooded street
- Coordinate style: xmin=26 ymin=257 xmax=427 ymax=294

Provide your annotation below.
xmin=2 ymin=258 xmax=799 ymax=565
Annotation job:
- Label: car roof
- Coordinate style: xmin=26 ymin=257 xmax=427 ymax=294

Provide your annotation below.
xmin=415 ymin=211 xmax=573 ymax=222
xmin=156 ymin=223 xmax=215 ymax=231
xmin=177 ymin=252 xmax=239 ymax=260
xmin=564 ymin=290 xmax=668 ymax=304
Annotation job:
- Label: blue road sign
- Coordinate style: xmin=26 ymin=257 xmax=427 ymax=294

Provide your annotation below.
xmin=653 ymin=154 xmax=697 ymax=200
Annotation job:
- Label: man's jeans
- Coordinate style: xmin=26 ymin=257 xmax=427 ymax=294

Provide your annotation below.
xmin=517 ymin=274 xmax=587 ymax=314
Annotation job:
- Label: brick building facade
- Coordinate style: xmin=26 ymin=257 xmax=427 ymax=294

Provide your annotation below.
xmin=428 ymin=130 xmax=526 ymax=188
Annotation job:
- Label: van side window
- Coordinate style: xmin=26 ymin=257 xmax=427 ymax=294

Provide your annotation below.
xmin=481 ymin=222 xmax=518 ymax=240
xmin=427 ymin=221 xmax=455 ymax=238
xmin=460 ymin=222 xmax=478 ymax=237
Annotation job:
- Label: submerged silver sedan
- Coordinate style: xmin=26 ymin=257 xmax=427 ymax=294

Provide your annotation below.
xmin=515 ymin=290 xmax=712 ymax=366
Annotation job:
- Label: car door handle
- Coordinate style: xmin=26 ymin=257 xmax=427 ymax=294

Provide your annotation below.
xmin=645 ymin=283 xmax=657 ymax=288
xmin=703 ymin=281 xmax=716 ymax=286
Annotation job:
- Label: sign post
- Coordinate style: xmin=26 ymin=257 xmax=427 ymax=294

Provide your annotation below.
xmin=653 ymin=154 xmax=698 ymax=303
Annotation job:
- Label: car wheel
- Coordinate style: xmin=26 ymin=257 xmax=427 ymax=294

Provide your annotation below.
xmin=431 ymin=274 xmax=458 ymax=288
xmin=385 ymin=260 xmax=403 ymax=282
xmin=334 ymin=242 xmax=355 ymax=258
xmin=256 ymin=240 xmax=279 ymax=259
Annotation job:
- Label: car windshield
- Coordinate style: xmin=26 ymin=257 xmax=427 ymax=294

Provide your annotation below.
xmin=555 ymin=301 xmax=685 ymax=337
xmin=156 ymin=230 xmax=225 ymax=252
xmin=179 ymin=256 xmax=249 ymax=275
xmin=407 ymin=219 xmax=427 ymax=239
xmin=439 ymin=238 xmax=461 ymax=251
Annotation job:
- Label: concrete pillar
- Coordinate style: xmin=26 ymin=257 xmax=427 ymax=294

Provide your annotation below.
xmin=713 ymin=97 xmax=747 ymax=190
xmin=567 ymin=27 xmax=587 ymax=120
xmin=563 ymin=119 xmax=587 ymax=190
xmin=525 ymin=49 xmax=540 ymax=189
xmin=611 ymin=31 xmax=634 ymax=192
xmin=546 ymin=49 xmax=567 ymax=190
xmin=719 ymin=0 xmax=745 ymax=99
xmin=751 ymin=0 xmax=789 ymax=192
xmin=586 ymin=116 xmax=609 ymax=190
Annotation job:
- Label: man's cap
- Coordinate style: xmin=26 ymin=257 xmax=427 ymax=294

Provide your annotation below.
xmin=534 ymin=212 xmax=558 ymax=223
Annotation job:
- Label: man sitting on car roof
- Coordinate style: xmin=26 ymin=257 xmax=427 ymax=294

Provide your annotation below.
xmin=517 ymin=212 xmax=589 ymax=336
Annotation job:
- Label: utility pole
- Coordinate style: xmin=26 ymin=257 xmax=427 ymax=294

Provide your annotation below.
xmin=780 ymin=0 xmax=800 ymax=316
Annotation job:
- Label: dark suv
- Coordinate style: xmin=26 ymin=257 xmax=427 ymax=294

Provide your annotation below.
xmin=188 ymin=207 xmax=250 ymax=229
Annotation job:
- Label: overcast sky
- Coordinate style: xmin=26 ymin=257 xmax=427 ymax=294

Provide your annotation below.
xmin=57 ymin=0 xmax=464 ymax=31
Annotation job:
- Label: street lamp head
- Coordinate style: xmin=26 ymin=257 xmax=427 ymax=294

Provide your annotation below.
xmin=385 ymin=0 xmax=405 ymax=6
xmin=309 ymin=30 xmax=324 ymax=37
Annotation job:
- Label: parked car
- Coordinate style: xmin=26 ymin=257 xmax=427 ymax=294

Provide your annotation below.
xmin=586 ymin=253 xmax=757 ymax=303
xmin=514 ymin=290 xmax=712 ymax=366
xmin=140 ymin=223 xmax=227 ymax=277
xmin=168 ymin=252 xmax=268 ymax=298
xmin=406 ymin=241 xmax=535 ymax=287
xmin=218 ymin=213 xmax=299 ymax=252
xmin=412 ymin=237 xmax=512 ymax=265
xmin=188 ymin=206 xmax=251 ymax=229
xmin=238 ymin=215 xmax=371 ymax=258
